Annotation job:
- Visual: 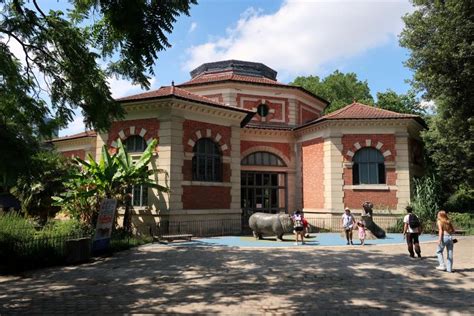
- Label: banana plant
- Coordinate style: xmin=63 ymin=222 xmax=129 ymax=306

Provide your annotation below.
xmin=54 ymin=138 xmax=168 ymax=232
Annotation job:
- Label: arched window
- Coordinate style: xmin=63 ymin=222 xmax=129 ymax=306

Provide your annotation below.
xmin=241 ymin=152 xmax=286 ymax=167
xmin=125 ymin=135 xmax=146 ymax=153
xmin=192 ymin=138 xmax=221 ymax=182
xmin=353 ymin=148 xmax=385 ymax=184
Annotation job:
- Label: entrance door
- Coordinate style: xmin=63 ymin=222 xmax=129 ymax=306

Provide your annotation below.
xmin=241 ymin=171 xmax=287 ymax=230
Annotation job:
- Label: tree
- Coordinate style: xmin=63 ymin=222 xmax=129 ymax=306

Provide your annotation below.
xmin=1 ymin=0 xmax=196 ymax=183
xmin=400 ymin=0 xmax=474 ymax=196
xmin=10 ymin=151 xmax=73 ymax=222
xmin=376 ymin=89 xmax=425 ymax=115
xmin=291 ymin=71 xmax=374 ymax=113
xmin=54 ymin=139 xmax=168 ymax=233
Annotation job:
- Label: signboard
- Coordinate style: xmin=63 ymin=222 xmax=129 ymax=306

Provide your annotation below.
xmin=92 ymin=199 xmax=117 ymax=253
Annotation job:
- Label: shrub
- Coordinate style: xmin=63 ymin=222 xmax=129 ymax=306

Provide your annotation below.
xmin=444 ymin=186 xmax=474 ymax=213
xmin=410 ymin=175 xmax=442 ymax=230
xmin=386 ymin=217 xmax=404 ymax=233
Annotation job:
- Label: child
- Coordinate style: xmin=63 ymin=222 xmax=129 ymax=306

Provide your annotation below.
xmin=292 ymin=210 xmax=305 ymax=245
xmin=357 ymin=221 xmax=366 ymax=245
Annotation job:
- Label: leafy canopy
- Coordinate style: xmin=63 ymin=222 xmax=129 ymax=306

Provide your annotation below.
xmin=400 ymin=0 xmax=474 ymax=193
xmin=0 ymin=0 xmax=196 ymax=186
xmin=0 ymin=0 xmax=196 ymax=133
xmin=291 ymin=71 xmax=373 ymax=113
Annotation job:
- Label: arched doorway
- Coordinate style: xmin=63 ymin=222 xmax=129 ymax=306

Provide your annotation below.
xmin=241 ymin=151 xmax=288 ymax=230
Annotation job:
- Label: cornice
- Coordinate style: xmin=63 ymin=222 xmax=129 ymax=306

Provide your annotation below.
xmin=242 ymin=127 xmax=294 ymax=138
xmin=295 ymin=119 xmax=411 ymax=137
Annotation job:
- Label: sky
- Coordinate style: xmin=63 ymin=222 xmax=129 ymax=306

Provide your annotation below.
xmin=26 ymin=0 xmax=416 ymax=137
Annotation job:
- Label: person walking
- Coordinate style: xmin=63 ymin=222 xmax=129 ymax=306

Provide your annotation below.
xmin=435 ymin=210 xmax=456 ymax=272
xmin=402 ymin=206 xmax=422 ymax=258
xmin=357 ymin=220 xmax=366 ymax=245
xmin=342 ymin=207 xmax=356 ymax=245
xmin=292 ymin=210 xmax=305 ymax=245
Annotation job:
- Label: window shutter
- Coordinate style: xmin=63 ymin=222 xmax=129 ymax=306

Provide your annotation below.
xmin=353 ymin=163 xmax=360 ymax=185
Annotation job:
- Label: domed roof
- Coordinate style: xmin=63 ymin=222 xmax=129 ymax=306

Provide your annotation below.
xmin=190 ymin=60 xmax=278 ymax=81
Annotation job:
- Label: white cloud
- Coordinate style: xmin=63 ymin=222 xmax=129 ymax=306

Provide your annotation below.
xmin=108 ymin=77 xmax=159 ymax=98
xmin=184 ymin=0 xmax=413 ymax=79
xmin=189 ymin=22 xmax=198 ymax=33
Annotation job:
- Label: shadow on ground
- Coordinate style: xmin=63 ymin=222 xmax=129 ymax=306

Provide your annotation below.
xmin=0 ymin=237 xmax=473 ymax=314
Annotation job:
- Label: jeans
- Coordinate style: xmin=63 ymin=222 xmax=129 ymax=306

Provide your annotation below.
xmin=436 ymin=235 xmax=454 ymax=272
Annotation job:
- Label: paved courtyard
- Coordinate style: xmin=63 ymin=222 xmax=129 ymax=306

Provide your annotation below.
xmin=1 ymin=236 xmax=473 ymax=315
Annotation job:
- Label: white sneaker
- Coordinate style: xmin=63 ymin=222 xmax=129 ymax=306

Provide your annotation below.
xmin=435 ymin=266 xmax=446 ymax=271
xmin=294 ymin=242 xmax=298 ymax=246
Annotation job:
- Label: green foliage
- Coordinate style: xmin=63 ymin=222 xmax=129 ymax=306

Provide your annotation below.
xmin=448 ymin=212 xmax=473 ymax=233
xmin=0 ymin=212 xmax=91 ymax=271
xmin=400 ymin=0 xmax=474 ymax=195
xmin=376 ymin=89 xmax=425 ymax=115
xmin=10 ymin=151 xmax=74 ymax=220
xmin=0 ymin=0 xmax=196 ymax=186
xmin=54 ymin=138 xmax=168 ymax=231
xmin=443 ymin=186 xmax=474 ymax=213
xmin=386 ymin=217 xmax=404 ymax=233
xmin=410 ymin=175 xmax=442 ymax=230
xmin=109 ymin=228 xmax=152 ymax=252
xmin=291 ymin=71 xmax=373 ymax=113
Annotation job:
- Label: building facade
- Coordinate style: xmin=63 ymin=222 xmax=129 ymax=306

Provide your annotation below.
xmin=51 ymin=60 xmax=425 ymax=233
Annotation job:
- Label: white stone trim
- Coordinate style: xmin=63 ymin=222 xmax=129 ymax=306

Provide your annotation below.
xmin=111 ymin=140 xmax=117 ymax=148
xmin=376 ymin=142 xmax=383 ymax=150
xmin=118 ymin=130 xmax=126 ymax=140
xmin=346 ymin=150 xmax=354 ymax=157
xmin=206 ymin=129 xmax=212 ymax=137
xmin=344 ymin=184 xmax=390 ymax=191
xmin=187 ymin=139 xmax=195 ymax=147
xmin=130 ymin=126 xmax=136 ymax=135
xmin=195 ymin=130 xmax=202 ymax=139
xmin=220 ymin=144 xmax=228 ymax=151
xmin=383 ymin=150 xmax=392 ymax=157
xmin=241 ymin=146 xmax=292 ymax=167
xmin=354 ymin=142 xmax=361 ymax=150
xmin=365 ymin=139 xmax=372 ymax=147
xmin=269 ymin=109 xmax=276 ymax=114
xmin=146 ymin=139 xmax=153 ymax=145
xmin=182 ymin=181 xmax=232 ymax=187
xmin=139 ymin=128 xmax=147 ymax=137
xmin=215 ymin=133 xmax=222 ymax=142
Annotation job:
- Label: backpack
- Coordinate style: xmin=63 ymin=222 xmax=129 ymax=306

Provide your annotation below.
xmin=293 ymin=215 xmax=303 ymax=228
xmin=408 ymin=214 xmax=421 ymax=229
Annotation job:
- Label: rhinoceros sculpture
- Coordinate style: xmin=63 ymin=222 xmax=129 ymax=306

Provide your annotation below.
xmin=249 ymin=212 xmax=293 ymax=241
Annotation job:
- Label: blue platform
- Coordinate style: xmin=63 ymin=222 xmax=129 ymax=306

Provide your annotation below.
xmin=162 ymin=233 xmax=437 ymax=248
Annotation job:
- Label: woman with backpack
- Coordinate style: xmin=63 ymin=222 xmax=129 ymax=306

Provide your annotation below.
xmin=435 ymin=210 xmax=457 ymax=273
xmin=402 ymin=206 xmax=422 ymax=258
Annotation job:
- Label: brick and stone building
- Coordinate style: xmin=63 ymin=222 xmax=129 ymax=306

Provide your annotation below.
xmin=51 ymin=60 xmax=425 ymax=233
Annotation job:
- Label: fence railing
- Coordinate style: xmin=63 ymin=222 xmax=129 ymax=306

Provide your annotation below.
xmin=153 ymin=218 xmax=242 ymax=237
xmin=306 ymin=216 xmax=400 ymax=233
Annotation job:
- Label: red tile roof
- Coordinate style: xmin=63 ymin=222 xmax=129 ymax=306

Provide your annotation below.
xmin=179 ymin=71 xmax=288 ymax=86
xmin=50 ymin=130 xmax=97 ymax=142
xmin=295 ymin=102 xmax=425 ymax=130
xmin=117 ymin=85 xmax=253 ymax=115
xmin=178 ymin=72 xmax=330 ymax=106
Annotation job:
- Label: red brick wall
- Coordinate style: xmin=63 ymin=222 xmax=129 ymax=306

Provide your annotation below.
xmin=241 ymin=141 xmax=291 ymax=162
xmin=343 ymin=190 xmax=398 ymax=210
xmin=61 ymin=149 xmax=86 ymax=160
xmin=108 ymin=118 xmax=159 ymax=147
xmin=182 ymin=186 xmax=231 ymax=209
xmin=301 ymin=138 xmax=324 ymax=209
xmin=183 ymin=120 xmax=231 ymax=156
xmin=298 ymin=101 xmax=321 ymax=124
xmin=342 ymin=134 xmax=398 ymax=209
xmin=182 ymin=160 xmax=231 ymax=182
xmin=237 ymin=93 xmax=289 ymax=124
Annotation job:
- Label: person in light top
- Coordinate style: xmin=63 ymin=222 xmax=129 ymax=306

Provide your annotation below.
xmin=341 ymin=207 xmax=356 ymax=245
